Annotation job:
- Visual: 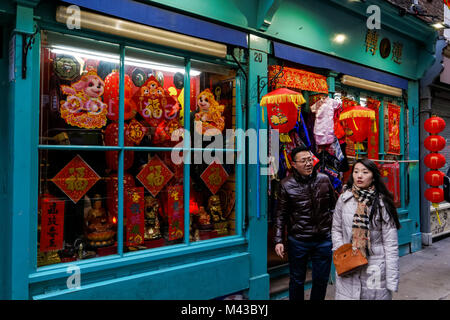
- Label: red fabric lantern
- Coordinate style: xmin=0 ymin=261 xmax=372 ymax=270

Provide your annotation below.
xmin=425 ymin=170 xmax=445 ymax=186
xmin=339 ymin=105 xmax=376 ymax=143
xmin=104 ymin=71 xmax=137 ymax=121
xmin=425 ymin=188 xmax=444 ymax=203
xmin=260 ymin=88 xmax=305 ymax=142
xmin=424 ymin=153 xmax=446 ymax=169
xmin=424 ymin=135 xmax=446 ymax=152
xmin=424 ymin=116 xmax=445 ymax=134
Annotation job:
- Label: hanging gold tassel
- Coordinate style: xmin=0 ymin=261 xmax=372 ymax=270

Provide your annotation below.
xmin=280 ymin=133 xmax=292 ymax=143
xmin=352 ymin=117 xmax=359 ymax=131
xmin=284 ymin=149 xmax=291 ymax=170
xmin=432 ymin=203 xmax=442 ymax=226
xmin=262 ymin=106 xmax=265 ymax=123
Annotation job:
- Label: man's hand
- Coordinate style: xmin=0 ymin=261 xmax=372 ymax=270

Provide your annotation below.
xmin=275 ymin=243 xmax=285 ymax=258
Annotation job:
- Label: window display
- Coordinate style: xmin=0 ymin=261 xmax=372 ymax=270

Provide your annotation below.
xmin=38 ymin=31 xmax=240 ymax=267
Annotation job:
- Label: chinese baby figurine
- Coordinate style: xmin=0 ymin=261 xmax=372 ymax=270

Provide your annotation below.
xmin=194 ymin=89 xmax=225 ymax=136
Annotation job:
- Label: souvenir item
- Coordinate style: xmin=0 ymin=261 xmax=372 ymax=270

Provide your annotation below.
xmin=173 ymin=72 xmax=184 ymax=90
xmin=60 ymin=69 xmax=108 ymax=129
xmin=125 ymin=119 xmax=148 ymax=145
xmin=39 ymin=194 xmax=65 ymax=252
xmin=131 ymin=68 xmax=147 ymax=87
xmin=339 ymin=105 xmax=376 ymax=152
xmin=125 ymin=187 xmax=145 ymax=246
xmin=200 ymin=159 xmax=229 ymax=195
xmin=424 ymin=116 xmax=447 ymax=225
xmin=106 ymin=172 xmax=136 ymax=221
xmin=134 ymin=75 xmax=178 ymax=127
xmin=387 ymin=103 xmax=401 ymax=154
xmin=197 ymin=206 xmax=213 ymax=230
xmin=208 ymin=195 xmax=228 ymax=236
xmin=144 ymin=195 xmax=161 ymax=240
xmin=268 ymin=65 xmax=329 ymax=94
xmin=366 ymin=98 xmax=381 ymax=159
xmin=259 ymin=88 xmax=305 ymax=143
xmin=51 ymin=155 xmax=101 ymax=204
xmin=137 ymin=155 xmax=174 ymax=197
xmin=104 ymin=122 xmax=135 ymax=171
xmin=104 ymin=70 xmax=137 ymax=121
xmin=167 ymin=185 xmax=184 ymax=241
xmin=194 ymin=89 xmax=225 ymax=136
xmin=378 ymin=162 xmax=401 ymax=207
xmin=84 ymin=194 xmax=116 ymax=247
xmin=53 ymin=55 xmax=81 ymax=81
xmin=310 ymin=97 xmax=341 ymax=146
xmin=156 ymin=71 xmax=164 ymax=87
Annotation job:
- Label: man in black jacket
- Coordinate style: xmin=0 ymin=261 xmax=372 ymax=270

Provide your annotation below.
xmin=274 ymin=145 xmax=337 ymax=300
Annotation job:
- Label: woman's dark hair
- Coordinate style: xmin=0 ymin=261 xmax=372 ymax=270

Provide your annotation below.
xmin=346 ymin=158 xmax=401 ymax=230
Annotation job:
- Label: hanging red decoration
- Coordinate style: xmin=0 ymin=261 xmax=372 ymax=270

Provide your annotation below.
xmin=39 ymin=194 xmax=65 ymax=252
xmin=425 ymin=188 xmax=444 ymax=203
xmin=104 ymin=122 xmax=135 ymax=171
xmin=424 ymin=153 xmax=446 ymax=169
xmin=423 ymin=115 xmax=447 ymax=226
xmin=425 ymin=170 xmax=445 ymax=187
xmin=424 ymin=116 xmax=446 ymax=134
xmin=104 ymin=71 xmax=137 ymax=121
xmin=339 ymin=105 xmax=376 ymax=151
xmin=424 ymin=135 xmax=446 ymax=152
xmin=260 ymin=88 xmax=305 ymax=143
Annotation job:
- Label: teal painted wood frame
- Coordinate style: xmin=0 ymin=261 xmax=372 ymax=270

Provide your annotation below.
xmin=246 ymin=34 xmax=270 ymax=300
xmin=11 ymin=8 xmax=249 ymax=299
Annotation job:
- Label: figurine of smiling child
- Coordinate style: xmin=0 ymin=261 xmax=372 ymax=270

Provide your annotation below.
xmin=194 ymin=89 xmax=225 ymax=136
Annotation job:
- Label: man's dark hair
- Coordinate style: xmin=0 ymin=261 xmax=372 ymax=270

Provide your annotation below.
xmin=291 ymin=145 xmax=310 ymax=160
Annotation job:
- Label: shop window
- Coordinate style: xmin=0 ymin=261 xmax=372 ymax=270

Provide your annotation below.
xmin=38 ymin=31 xmax=240 ymax=267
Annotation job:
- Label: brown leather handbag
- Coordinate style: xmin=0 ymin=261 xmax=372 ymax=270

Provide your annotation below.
xmin=333 ymin=243 xmax=368 ymax=276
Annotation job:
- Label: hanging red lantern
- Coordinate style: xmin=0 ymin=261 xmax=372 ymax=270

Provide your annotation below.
xmin=104 ymin=70 xmax=137 ymax=121
xmin=260 ymin=88 xmax=305 ymax=143
xmin=424 ymin=116 xmax=445 ymax=134
xmin=425 ymin=170 xmax=445 ymax=186
xmin=424 ymin=135 xmax=446 ymax=152
xmin=339 ymin=105 xmax=376 ymax=151
xmin=424 ymin=153 xmax=446 ymax=169
xmin=425 ymin=188 xmax=444 ymax=203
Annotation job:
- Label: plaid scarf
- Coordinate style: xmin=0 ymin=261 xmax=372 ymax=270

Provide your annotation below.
xmin=351 ymin=184 xmax=376 ymax=258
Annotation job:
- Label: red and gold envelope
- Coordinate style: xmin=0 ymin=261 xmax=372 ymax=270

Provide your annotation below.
xmin=51 ymin=155 xmax=101 ymax=204
xmin=137 ymin=155 xmax=174 ymax=197
xmin=200 ymin=159 xmax=229 ymax=195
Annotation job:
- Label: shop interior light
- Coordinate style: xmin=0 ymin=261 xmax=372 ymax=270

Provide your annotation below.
xmin=56 ymin=5 xmax=227 ymax=58
xmin=50 ymin=45 xmax=201 ymax=76
xmin=341 ymin=75 xmax=402 ymax=97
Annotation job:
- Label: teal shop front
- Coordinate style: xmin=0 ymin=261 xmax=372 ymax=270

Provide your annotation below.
xmin=0 ymin=0 xmax=437 ymax=300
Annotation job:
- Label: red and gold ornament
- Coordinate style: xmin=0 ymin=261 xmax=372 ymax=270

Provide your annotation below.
xmin=424 ymin=115 xmax=447 ymax=225
xmin=104 ymin=70 xmax=137 ymax=121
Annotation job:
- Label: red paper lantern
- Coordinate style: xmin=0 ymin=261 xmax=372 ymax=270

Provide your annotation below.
xmin=424 ymin=170 xmax=445 ymax=186
xmin=424 ymin=135 xmax=446 ymax=152
xmin=104 ymin=71 xmax=137 ymax=121
xmin=339 ymin=105 xmax=376 ymax=143
xmin=425 ymin=188 xmax=444 ymax=203
xmin=424 ymin=153 xmax=446 ymax=169
xmin=424 ymin=116 xmax=445 ymax=134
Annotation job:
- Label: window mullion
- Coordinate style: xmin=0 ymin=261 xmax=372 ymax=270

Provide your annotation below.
xmin=117 ymin=45 xmax=125 ymax=256
xmin=183 ymin=58 xmax=191 ymax=245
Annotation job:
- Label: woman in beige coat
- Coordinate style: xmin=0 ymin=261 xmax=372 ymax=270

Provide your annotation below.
xmin=332 ymin=159 xmax=401 ymax=300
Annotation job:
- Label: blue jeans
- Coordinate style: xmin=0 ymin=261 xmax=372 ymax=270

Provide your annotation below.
xmin=287 ymin=235 xmax=332 ymax=300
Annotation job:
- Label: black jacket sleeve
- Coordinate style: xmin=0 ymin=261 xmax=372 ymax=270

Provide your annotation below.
xmin=274 ymin=183 xmax=289 ymax=244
